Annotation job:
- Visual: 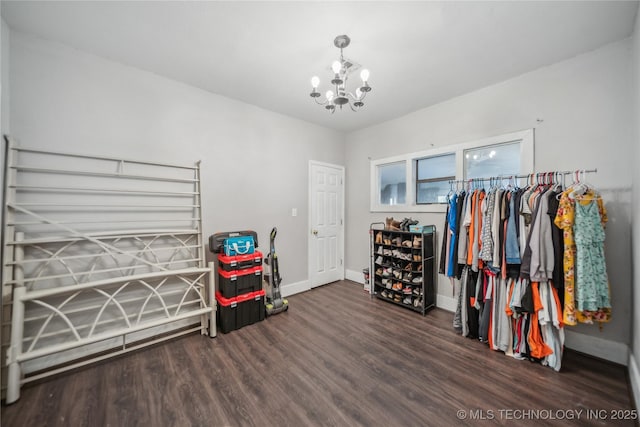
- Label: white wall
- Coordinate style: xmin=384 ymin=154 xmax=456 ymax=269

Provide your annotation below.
xmin=1 ymin=18 xmax=8 ymax=135
xmin=0 ymin=18 xmax=9 ymax=214
xmin=8 ymin=32 xmax=345 ymax=294
xmin=630 ymin=7 xmax=640 ymax=409
xmin=345 ymin=39 xmax=634 ymax=361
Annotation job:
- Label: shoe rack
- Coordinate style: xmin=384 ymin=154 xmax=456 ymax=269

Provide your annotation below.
xmin=370 ymin=225 xmax=436 ymax=315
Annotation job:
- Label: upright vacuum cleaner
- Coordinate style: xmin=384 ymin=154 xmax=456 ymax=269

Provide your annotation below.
xmin=263 ymin=227 xmax=289 ymax=316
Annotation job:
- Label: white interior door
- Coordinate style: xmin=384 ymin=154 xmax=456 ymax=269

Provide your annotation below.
xmin=309 ymin=161 xmax=344 ymax=288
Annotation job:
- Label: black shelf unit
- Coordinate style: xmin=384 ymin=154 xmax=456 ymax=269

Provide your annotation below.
xmin=370 ymin=224 xmax=436 ymax=315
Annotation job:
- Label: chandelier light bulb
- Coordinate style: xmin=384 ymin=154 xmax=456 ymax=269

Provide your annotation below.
xmin=326 ymin=90 xmax=334 ymax=101
xmin=360 ymin=69 xmax=370 ymax=82
xmin=311 ymin=76 xmax=320 ymax=88
xmin=331 ymin=60 xmax=342 ymax=74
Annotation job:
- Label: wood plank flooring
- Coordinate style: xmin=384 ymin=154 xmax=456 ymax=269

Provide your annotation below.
xmin=2 ymin=280 xmax=636 ymax=426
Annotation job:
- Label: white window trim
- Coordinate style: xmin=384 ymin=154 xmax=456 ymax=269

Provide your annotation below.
xmin=370 ymin=129 xmax=534 ymax=213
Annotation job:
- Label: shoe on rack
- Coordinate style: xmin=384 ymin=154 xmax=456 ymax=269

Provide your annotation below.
xmin=413 ymin=254 xmax=422 ymax=262
xmin=385 ymin=217 xmax=401 ymax=231
xmin=403 ymin=263 xmax=412 ymax=271
xmin=382 ymin=268 xmax=391 ymax=277
xmin=403 ymin=296 xmax=412 ymax=305
xmin=375 ymin=232 xmax=383 ymax=244
xmin=403 ymin=286 xmax=412 ymax=294
xmin=413 ymin=236 xmax=422 ymax=247
xmin=414 ymin=296 xmax=423 ymax=308
xmin=375 ymin=256 xmax=383 ymax=264
xmin=417 ymin=264 xmax=423 ymax=272
xmin=402 ymin=240 xmax=412 ymax=247
xmin=377 ymin=246 xmax=383 ymax=255
xmin=394 ymin=294 xmax=402 ymax=303
xmin=381 ymin=290 xmax=388 ymax=298
xmin=376 ymin=268 xmax=383 ymax=276
xmin=392 ymin=237 xmax=402 ymax=246
xmin=412 ymin=276 xmax=423 ymax=284
xmin=412 ymin=288 xmax=421 ymax=296
xmin=403 ymin=272 xmax=413 ymax=282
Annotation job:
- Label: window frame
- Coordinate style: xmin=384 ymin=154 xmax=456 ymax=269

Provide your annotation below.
xmin=377 ymin=160 xmax=407 ymax=206
xmin=415 ymin=153 xmax=456 ymax=205
xmin=369 ymin=129 xmax=534 ymax=213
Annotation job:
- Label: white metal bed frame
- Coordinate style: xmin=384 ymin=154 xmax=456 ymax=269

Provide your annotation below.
xmin=1 ymin=137 xmax=215 ymax=403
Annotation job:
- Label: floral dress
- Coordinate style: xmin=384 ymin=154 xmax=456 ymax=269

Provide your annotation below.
xmin=574 ymin=198 xmax=611 ymax=322
xmin=554 ymin=192 xmax=578 ymax=325
xmin=554 ymin=190 xmax=610 ymax=325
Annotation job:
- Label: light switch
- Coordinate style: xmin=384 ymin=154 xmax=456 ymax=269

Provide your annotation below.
xmin=291 ymin=208 xmax=297 ymax=217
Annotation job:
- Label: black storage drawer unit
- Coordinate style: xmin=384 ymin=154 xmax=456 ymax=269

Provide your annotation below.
xmin=236 ymin=291 xmax=266 ymax=329
xmin=216 ymin=290 xmax=266 ymax=334
xmin=216 ymin=292 xmax=238 ymax=334
xmin=218 ymin=266 xmax=262 ymax=298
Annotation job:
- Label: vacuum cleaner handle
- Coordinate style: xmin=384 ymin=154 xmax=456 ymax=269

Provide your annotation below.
xmin=270 ymin=227 xmax=277 ymax=241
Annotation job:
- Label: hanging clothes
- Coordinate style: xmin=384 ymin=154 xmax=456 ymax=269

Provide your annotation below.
xmin=554 ymin=187 xmax=611 ymax=324
xmin=554 ymin=191 xmax=578 ymax=325
xmin=573 ymin=197 xmax=611 ymax=322
xmin=445 ymin=171 xmax=608 ymax=373
xmin=547 ymin=189 xmax=565 ymax=306
xmin=446 ymin=193 xmax=458 ymax=277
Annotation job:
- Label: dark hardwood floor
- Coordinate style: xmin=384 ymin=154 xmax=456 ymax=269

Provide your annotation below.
xmin=2 ymin=280 xmax=636 ymax=426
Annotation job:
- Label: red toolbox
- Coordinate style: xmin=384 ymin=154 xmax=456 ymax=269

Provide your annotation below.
xmin=217 ymin=251 xmax=263 ymax=272
xmin=216 ymin=290 xmax=266 ymax=334
xmin=218 ymin=266 xmax=262 ymax=298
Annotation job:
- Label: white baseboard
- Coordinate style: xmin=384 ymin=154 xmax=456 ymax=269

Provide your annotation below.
xmin=436 ymin=294 xmax=457 ymax=312
xmin=629 ymin=353 xmax=640 ymax=410
xmin=564 ymin=330 xmax=628 ymax=365
xmin=346 ymin=269 xmax=365 ymax=284
xmin=281 ymin=280 xmax=310 ymax=297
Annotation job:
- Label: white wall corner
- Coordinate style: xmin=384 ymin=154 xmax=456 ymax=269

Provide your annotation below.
xmin=346 ymin=268 xmax=365 ymax=284
xmin=281 ymin=280 xmax=310 ymax=297
xmin=564 ymin=330 xmax=629 ymax=366
xmin=628 ymin=353 xmax=640 ymax=411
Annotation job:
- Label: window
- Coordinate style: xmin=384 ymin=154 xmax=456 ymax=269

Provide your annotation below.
xmin=464 ymin=141 xmax=521 ymax=179
xmin=378 ymin=162 xmax=406 ymax=205
xmin=416 ymin=154 xmax=455 ymax=204
xmin=369 ymin=129 xmax=534 ymax=213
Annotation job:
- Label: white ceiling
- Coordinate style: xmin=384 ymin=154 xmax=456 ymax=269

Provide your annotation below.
xmin=1 ymin=1 xmax=638 ymax=132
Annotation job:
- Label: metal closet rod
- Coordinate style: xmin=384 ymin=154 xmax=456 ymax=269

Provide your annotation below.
xmin=448 ymin=168 xmax=597 ymax=184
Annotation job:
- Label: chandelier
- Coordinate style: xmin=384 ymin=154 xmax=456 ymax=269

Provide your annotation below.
xmin=309 ymin=35 xmax=371 ymax=112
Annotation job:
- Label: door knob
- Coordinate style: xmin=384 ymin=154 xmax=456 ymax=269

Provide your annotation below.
xmin=312 ymin=229 xmax=318 ymax=236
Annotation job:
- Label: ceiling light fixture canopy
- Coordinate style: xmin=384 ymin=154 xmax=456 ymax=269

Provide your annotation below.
xmin=310 ymin=35 xmax=371 ymax=113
